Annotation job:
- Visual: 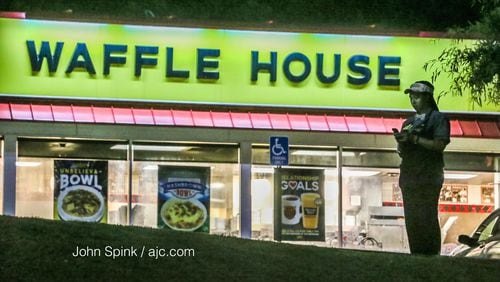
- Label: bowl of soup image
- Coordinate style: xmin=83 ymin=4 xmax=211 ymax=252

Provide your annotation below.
xmin=160 ymin=198 xmax=207 ymax=232
xmin=57 ymin=185 xmax=105 ymax=222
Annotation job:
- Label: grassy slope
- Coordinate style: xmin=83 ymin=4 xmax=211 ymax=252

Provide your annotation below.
xmin=0 ymin=215 xmax=499 ymax=281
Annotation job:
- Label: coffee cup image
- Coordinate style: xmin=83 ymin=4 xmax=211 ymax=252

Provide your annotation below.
xmin=281 ymin=195 xmax=302 ymax=225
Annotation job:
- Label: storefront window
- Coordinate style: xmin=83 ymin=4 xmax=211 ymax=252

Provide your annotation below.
xmin=438 ymin=170 xmax=498 ymax=253
xmin=16 ymin=157 xmax=54 ymax=219
xmin=251 ymin=166 xmax=274 ymax=240
xmin=131 ymin=143 xmax=239 ymax=236
xmin=341 ymin=166 xmax=406 ymax=251
xmin=445 ymin=152 xmax=499 ymax=172
xmin=341 ymin=150 xmax=499 ymax=254
xmin=9 ymin=136 xmax=498 ymax=253
xmin=16 ymin=139 xmax=128 ymax=223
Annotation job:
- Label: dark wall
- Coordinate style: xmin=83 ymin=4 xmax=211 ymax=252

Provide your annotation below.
xmin=0 ymin=0 xmax=480 ymax=32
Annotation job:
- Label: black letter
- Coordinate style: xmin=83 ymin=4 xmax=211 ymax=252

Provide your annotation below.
xmin=283 ymin=52 xmax=311 ymax=83
xmin=378 ymin=56 xmax=400 ymax=86
xmin=316 ymin=53 xmax=341 ymax=84
xmin=103 ymin=44 xmax=127 ymax=75
xmin=26 ymin=40 xmax=64 ymax=73
xmin=135 ymin=46 xmax=158 ymax=77
xmin=166 ymin=47 xmax=189 ymax=79
xmin=251 ymin=51 xmax=277 ymax=82
xmin=197 ymin=48 xmax=220 ymax=80
xmin=347 ymin=55 xmax=371 ymax=85
xmin=66 ymin=43 xmax=96 ymax=74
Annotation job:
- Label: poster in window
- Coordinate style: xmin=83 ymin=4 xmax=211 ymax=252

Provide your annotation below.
xmin=439 ymin=184 xmax=468 ymax=203
xmin=54 ymin=160 xmax=108 ymax=223
xmin=158 ymin=166 xmax=210 ymax=232
xmin=275 ymin=168 xmax=324 ymax=241
xmin=481 ymin=186 xmax=494 ymax=204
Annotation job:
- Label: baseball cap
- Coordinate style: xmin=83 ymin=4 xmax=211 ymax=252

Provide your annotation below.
xmin=404 ymin=81 xmax=434 ymax=95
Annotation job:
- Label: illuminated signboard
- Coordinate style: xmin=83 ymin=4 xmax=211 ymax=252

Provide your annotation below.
xmin=0 ymin=18 xmax=497 ymax=112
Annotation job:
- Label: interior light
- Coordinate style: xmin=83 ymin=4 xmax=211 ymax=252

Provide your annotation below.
xmin=324 ymin=169 xmax=338 ymax=176
xmin=111 ymin=145 xmax=192 ymax=152
xmin=343 ymin=170 xmax=380 ymax=177
xmin=444 ymin=173 xmax=477 ymax=180
xmin=292 ymin=150 xmax=337 ymax=156
xmin=252 ymin=167 xmax=275 ymax=174
xmin=291 ymin=150 xmax=364 ymax=157
xmin=211 ymin=182 xmax=225 ymax=189
xmin=50 ymin=142 xmax=76 ymax=151
xmin=143 ymin=165 xmax=158 ymax=170
xmin=210 ymin=198 xmax=225 ymax=203
xmin=16 ymin=161 xmax=41 ymax=167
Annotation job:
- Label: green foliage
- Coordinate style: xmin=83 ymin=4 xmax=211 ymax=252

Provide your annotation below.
xmin=425 ymin=0 xmax=500 ymax=107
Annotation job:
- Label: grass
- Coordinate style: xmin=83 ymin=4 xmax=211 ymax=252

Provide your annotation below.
xmin=1 ymin=215 xmax=499 ymax=281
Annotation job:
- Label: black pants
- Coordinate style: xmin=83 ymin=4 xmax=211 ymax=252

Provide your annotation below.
xmin=401 ymin=184 xmax=442 ymax=255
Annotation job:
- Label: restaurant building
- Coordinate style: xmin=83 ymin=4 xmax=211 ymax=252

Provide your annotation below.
xmin=0 ymin=14 xmax=498 ymax=253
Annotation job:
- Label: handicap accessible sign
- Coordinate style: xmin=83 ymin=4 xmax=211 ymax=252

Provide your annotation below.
xmin=270 ymin=136 xmax=289 ymax=166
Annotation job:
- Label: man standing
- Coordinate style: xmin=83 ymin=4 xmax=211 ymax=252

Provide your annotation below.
xmin=394 ymin=81 xmax=450 ymax=255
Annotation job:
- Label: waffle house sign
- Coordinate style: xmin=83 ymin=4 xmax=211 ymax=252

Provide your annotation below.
xmin=0 ymin=18 xmax=493 ymax=112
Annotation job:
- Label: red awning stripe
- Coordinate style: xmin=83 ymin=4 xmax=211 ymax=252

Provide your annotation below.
xmin=478 ymin=121 xmax=500 ymax=138
xmin=230 ymin=112 xmax=253 ymax=128
xmin=450 ymin=120 xmax=463 ymax=136
xmin=250 ymin=113 xmax=272 ymax=129
xmin=0 ymin=12 xmax=26 ymax=19
xmin=1 ymin=103 xmax=498 ymax=138
xmin=0 ymin=103 xmax=11 ymax=119
xmin=73 ymin=106 xmax=94 ymax=122
xmin=345 ymin=116 xmax=367 ymax=132
xmin=306 ymin=114 xmax=329 ymax=131
xmin=212 ymin=111 xmax=233 ymax=128
xmin=458 ymin=120 xmax=482 ymax=137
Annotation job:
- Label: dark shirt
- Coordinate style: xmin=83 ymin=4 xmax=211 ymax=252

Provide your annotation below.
xmin=398 ymin=110 xmax=450 ymax=188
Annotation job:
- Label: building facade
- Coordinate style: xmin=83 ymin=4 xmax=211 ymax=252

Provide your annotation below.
xmin=1 ymin=15 xmax=499 ymax=253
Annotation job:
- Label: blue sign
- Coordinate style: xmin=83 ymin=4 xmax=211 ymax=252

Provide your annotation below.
xmin=270 ymin=136 xmax=289 ymax=166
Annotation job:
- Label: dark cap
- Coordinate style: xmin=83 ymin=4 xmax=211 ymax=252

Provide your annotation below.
xmin=404 ymin=81 xmax=434 ymax=95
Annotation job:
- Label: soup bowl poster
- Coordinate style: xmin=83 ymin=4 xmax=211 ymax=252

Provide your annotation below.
xmin=158 ymin=166 xmax=210 ymax=233
xmin=54 ymin=160 xmax=108 ymax=223
xmin=275 ymin=168 xmax=325 ymax=241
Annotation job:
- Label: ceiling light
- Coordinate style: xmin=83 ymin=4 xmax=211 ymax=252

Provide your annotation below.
xmin=143 ymin=165 xmax=158 ymax=170
xmin=211 ymin=182 xmax=225 ymax=189
xmin=252 ymin=167 xmax=274 ymax=174
xmin=292 ymin=150 xmax=337 ymax=156
xmin=291 ymin=151 xmax=365 ymax=157
xmin=343 ymin=170 xmax=380 ymax=177
xmin=210 ymin=198 xmax=226 ymax=203
xmin=324 ymin=169 xmax=338 ymax=176
xmin=111 ymin=145 xmax=192 ymax=152
xmin=444 ymin=173 xmax=477 ymax=180
xmin=16 ymin=161 xmax=41 ymax=167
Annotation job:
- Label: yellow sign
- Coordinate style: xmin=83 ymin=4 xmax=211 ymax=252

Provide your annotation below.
xmin=0 ymin=18 xmax=497 ymax=112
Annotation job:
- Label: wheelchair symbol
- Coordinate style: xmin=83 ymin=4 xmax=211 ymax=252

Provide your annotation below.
xmin=272 ymin=138 xmax=287 ymax=156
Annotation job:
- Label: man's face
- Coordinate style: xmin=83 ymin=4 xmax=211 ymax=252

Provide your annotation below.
xmin=409 ymin=92 xmax=428 ymax=112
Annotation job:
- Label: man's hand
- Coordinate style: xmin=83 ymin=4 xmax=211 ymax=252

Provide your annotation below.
xmin=394 ymin=131 xmax=410 ymax=143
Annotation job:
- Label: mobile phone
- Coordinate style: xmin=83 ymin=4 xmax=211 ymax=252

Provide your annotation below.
xmin=392 ymin=128 xmax=399 ymax=133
